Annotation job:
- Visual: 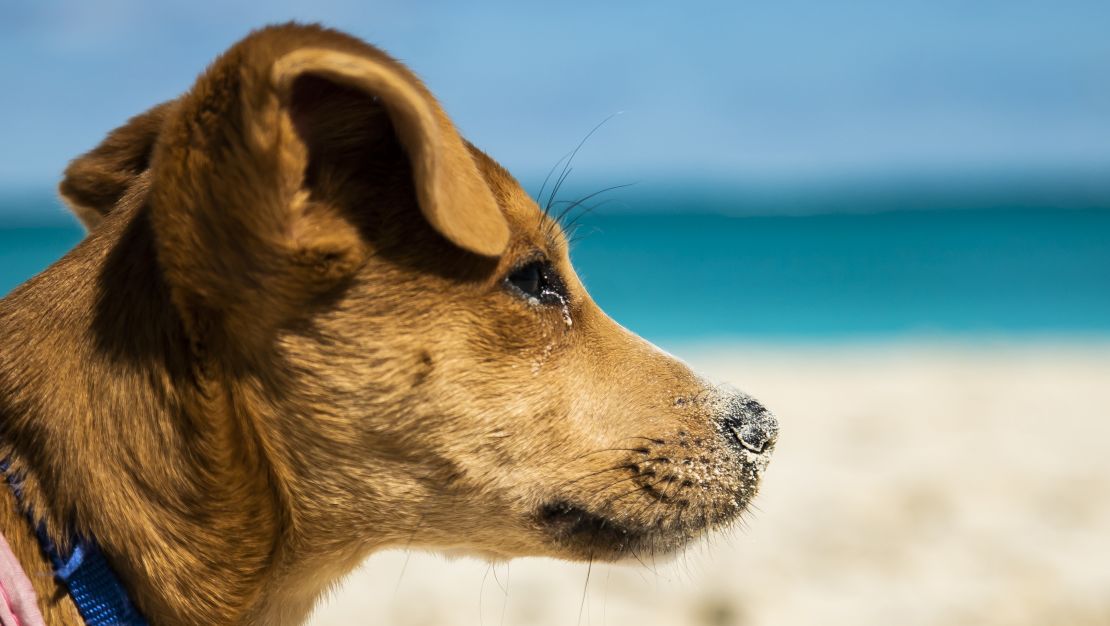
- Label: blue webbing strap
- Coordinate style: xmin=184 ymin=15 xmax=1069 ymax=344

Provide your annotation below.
xmin=1 ymin=459 xmax=148 ymax=625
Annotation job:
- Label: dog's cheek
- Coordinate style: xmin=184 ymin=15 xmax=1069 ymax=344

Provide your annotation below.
xmin=422 ymin=337 xmax=575 ymax=493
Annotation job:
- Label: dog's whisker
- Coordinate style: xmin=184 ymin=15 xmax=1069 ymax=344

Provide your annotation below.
xmin=393 ymin=547 xmax=415 ymax=593
xmin=570 ymin=453 xmax=678 ymax=500
xmin=627 ymin=544 xmax=654 ymax=574
xmin=568 ymin=446 xmax=648 ymax=463
xmin=498 ymin=561 xmax=511 ymax=626
xmin=554 ymin=183 xmax=635 ymax=231
xmin=600 ymin=475 xmax=671 ymax=510
xmin=636 ymin=456 xmax=674 ymax=466
xmin=565 ymin=223 xmax=604 ymax=248
xmin=577 ymin=555 xmax=593 ymax=626
xmin=490 ymin=560 xmax=508 ymax=595
xmin=562 ymin=197 xmax=617 ymax=238
xmin=545 ymin=165 xmax=575 ymax=217
xmin=618 ymin=436 xmax=666 ymax=445
xmin=558 ymin=464 xmax=635 ymax=489
xmin=601 ymin=565 xmax=611 ymax=625
xmin=479 ymin=563 xmax=492 ymax=626
xmin=580 ymin=473 xmax=645 ymax=501
xmin=535 ymin=150 xmax=573 ymax=222
xmin=561 ymin=199 xmax=617 ymax=244
xmin=631 ymin=492 xmax=669 ymax=537
xmin=543 ymin=113 xmax=620 ymax=214
xmin=394 ymin=512 xmax=426 ymax=593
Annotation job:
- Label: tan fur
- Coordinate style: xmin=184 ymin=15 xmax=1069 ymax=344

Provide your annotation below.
xmin=0 ymin=23 xmax=776 ymax=625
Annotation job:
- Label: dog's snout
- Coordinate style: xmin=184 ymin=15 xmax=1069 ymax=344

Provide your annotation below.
xmin=722 ymin=396 xmax=778 ymax=454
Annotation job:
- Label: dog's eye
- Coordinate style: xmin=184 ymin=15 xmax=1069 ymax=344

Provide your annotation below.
xmin=505 ymin=260 xmax=566 ymax=304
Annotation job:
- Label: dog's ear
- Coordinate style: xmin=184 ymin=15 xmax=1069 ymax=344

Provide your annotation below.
xmin=59 ymin=101 xmax=175 ymax=229
xmin=146 ymin=25 xmax=509 ymax=348
xmin=272 ymin=48 xmax=510 ymax=257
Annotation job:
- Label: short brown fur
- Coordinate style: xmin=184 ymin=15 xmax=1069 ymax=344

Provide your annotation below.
xmin=1 ymin=23 xmax=776 ymax=625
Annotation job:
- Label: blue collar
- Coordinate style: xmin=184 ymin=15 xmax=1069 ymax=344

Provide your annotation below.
xmin=1 ymin=459 xmax=148 ymax=626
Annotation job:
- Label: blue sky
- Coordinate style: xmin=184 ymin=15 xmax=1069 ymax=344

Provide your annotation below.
xmin=2 ymin=0 xmax=1108 ymax=190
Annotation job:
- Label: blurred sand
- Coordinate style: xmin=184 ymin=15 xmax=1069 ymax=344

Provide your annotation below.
xmin=308 ymin=342 xmax=1110 ymax=626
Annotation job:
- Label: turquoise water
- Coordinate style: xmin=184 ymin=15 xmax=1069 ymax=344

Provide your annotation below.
xmin=1 ymin=195 xmax=1108 ymax=342
xmin=570 ymin=209 xmax=1110 ymax=340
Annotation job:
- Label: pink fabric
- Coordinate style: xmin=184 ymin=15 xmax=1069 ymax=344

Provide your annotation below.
xmin=0 ymin=530 xmax=45 ymax=626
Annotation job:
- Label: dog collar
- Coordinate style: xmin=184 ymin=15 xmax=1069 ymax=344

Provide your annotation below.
xmin=1 ymin=460 xmax=148 ymax=626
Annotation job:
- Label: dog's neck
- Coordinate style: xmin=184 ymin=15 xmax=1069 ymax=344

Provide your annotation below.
xmin=0 ymin=205 xmax=353 ymax=625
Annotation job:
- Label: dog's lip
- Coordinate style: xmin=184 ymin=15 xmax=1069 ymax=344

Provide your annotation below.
xmin=535 ymin=498 xmax=706 ymax=560
xmin=537 ymin=500 xmax=647 ymax=554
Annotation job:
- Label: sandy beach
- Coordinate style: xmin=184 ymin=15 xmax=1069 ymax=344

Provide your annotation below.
xmin=308 ymin=342 xmax=1110 ymax=626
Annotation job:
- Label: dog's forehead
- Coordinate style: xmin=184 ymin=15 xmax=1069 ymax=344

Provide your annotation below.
xmin=467 ymin=145 xmax=568 ymax=258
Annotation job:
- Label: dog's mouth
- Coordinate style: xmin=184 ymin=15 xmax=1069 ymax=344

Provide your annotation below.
xmin=535 ymin=438 xmax=773 ymax=560
xmin=535 ymin=501 xmax=648 ymax=554
xmin=537 ymin=500 xmax=659 ymax=559
xmin=535 ymin=493 xmax=745 ymax=561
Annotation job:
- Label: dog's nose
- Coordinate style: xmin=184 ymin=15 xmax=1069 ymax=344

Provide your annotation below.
xmin=722 ymin=395 xmax=778 ymax=454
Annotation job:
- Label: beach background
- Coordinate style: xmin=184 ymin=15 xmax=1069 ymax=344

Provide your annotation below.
xmin=3 ymin=2 xmax=1109 ymax=625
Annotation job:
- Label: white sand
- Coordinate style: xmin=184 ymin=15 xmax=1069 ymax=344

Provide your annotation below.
xmin=308 ymin=342 xmax=1110 ymax=626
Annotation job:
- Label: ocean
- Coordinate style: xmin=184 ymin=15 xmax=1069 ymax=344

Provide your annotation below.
xmin=1 ymin=192 xmax=1108 ymax=344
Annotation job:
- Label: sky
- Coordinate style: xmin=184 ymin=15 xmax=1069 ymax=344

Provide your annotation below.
xmin=2 ymin=0 xmax=1109 ymax=191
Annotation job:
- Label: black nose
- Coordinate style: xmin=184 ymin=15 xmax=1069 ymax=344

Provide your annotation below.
xmin=723 ymin=396 xmax=778 ymax=454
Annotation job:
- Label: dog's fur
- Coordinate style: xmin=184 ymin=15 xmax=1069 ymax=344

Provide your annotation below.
xmin=0 ymin=23 xmax=777 ymax=625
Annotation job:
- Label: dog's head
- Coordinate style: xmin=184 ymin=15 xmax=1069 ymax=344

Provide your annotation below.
xmin=60 ymin=24 xmax=776 ymax=566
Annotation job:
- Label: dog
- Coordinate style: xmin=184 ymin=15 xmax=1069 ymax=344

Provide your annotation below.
xmin=0 ymin=23 xmax=778 ymax=626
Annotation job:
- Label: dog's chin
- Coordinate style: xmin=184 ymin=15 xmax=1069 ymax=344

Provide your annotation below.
xmin=534 ymin=500 xmax=722 ymax=562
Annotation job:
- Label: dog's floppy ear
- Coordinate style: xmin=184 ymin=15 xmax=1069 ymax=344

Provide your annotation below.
xmin=147 ymin=24 xmax=509 ymax=347
xmin=58 ymin=101 xmax=175 ymax=229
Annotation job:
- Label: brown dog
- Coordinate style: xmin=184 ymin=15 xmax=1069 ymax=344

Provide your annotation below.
xmin=0 ymin=23 xmax=777 ymax=626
